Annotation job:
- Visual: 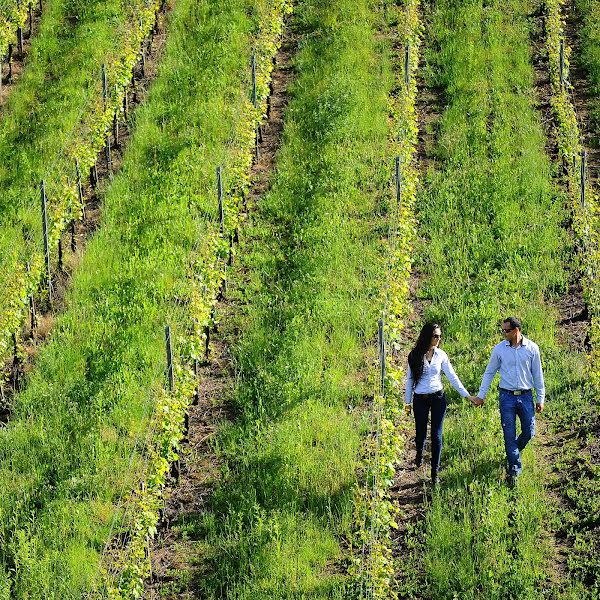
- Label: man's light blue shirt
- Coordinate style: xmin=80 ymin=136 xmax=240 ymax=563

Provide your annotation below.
xmin=478 ymin=336 xmax=545 ymax=404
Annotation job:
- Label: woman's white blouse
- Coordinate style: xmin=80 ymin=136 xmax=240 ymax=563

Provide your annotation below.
xmin=405 ymin=348 xmax=469 ymax=404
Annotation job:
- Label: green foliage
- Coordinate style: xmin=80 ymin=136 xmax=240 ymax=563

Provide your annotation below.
xmin=0 ymin=0 xmax=160 ymax=379
xmin=0 ymin=0 xmax=287 ymax=595
xmin=0 ymin=0 xmax=30 ymax=60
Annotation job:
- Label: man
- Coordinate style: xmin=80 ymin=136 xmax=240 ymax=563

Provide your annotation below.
xmin=472 ymin=317 xmax=545 ymax=485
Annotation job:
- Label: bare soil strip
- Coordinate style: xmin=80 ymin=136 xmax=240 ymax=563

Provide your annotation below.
xmin=144 ymin=26 xmax=296 ymax=599
xmin=0 ymin=5 xmax=171 ymax=413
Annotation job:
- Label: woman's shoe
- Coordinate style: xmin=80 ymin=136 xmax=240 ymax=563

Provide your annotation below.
xmin=414 ymin=451 xmax=422 ymax=467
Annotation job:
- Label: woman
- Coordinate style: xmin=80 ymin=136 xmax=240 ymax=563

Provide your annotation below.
xmin=404 ymin=322 xmax=473 ymax=485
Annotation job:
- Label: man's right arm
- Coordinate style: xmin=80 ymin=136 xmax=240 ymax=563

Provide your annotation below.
xmin=477 ymin=346 xmax=500 ymax=400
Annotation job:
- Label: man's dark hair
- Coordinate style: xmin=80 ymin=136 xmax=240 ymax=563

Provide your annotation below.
xmin=504 ymin=316 xmax=521 ymax=330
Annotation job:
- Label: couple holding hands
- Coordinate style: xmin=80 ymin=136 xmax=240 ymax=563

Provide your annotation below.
xmin=404 ymin=317 xmax=545 ymax=487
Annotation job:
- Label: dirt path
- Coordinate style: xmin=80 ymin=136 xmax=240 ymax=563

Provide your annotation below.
xmin=144 ymin=25 xmax=296 ymax=599
xmin=389 ymin=17 xmax=441 ymax=591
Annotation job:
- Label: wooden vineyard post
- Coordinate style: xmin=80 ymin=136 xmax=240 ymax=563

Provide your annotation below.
xmin=75 ymin=159 xmax=85 ymax=219
xmin=26 ymin=262 xmax=36 ymax=331
xmin=6 ymin=44 xmax=13 ymax=82
xmin=193 ymin=358 xmax=200 ymax=405
xmin=404 ymin=44 xmax=410 ymax=88
xmin=41 ymin=180 xmax=52 ymax=302
xmin=102 ymin=63 xmax=108 ymax=110
xmin=165 ymin=325 xmax=174 ymax=392
xmin=58 ymin=236 xmax=63 ymax=272
xmin=12 ymin=332 xmax=20 ymax=391
xmin=203 ymin=285 xmax=210 ymax=361
xmin=16 ymin=0 xmax=23 ymax=54
xmin=17 ymin=27 xmax=23 ymax=57
xmin=70 ymin=219 xmax=76 ymax=252
xmin=105 ymin=135 xmax=112 ymax=170
xmin=251 ymin=54 xmax=260 ymax=161
xmin=251 ymin=54 xmax=257 ymax=108
xmin=217 ymin=166 xmax=224 ymax=234
xmin=90 ymin=162 xmax=98 ymax=189
xmin=395 ymin=156 xmax=401 ymax=206
xmin=378 ymin=319 xmax=386 ymax=393
xmin=29 ymin=294 xmax=36 ymax=331
xmin=559 ymin=38 xmax=565 ymax=87
xmin=165 ymin=324 xmax=179 ymax=483
xmin=28 ymin=3 xmax=33 ymax=37
xmin=204 ymin=324 xmax=210 ymax=361
xmin=580 ymin=150 xmax=587 ymax=207
xmin=113 ymin=112 xmax=119 ymax=147
xmin=101 ymin=64 xmax=110 ymax=173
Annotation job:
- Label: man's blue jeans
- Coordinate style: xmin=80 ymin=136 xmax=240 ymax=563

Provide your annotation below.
xmin=413 ymin=390 xmax=447 ymax=474
xmin=499 ymin=389 xmax=535 ymax=476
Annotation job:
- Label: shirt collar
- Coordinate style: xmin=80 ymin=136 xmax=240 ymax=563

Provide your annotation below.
xmin=423 ymin=347 xmax=439 ymax=362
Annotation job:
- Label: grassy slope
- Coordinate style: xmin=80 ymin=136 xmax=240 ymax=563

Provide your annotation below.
xmin=192 ymin=0 xmax=395 ymax=597
xmin=0 ymin=0 xmax=155 ymax=371
xmin=0 ymin=0 xmax=129 ymax=217
xmin=397 ymin=0 xmax=595 ymax=598
xmin=0 ymin=0 xmax=141 ymax=369
xmin=0 ymin=0 xmax=266 ymax=596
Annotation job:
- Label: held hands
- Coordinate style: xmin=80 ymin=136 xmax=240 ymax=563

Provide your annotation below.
xmin=468 ymin=395 xmax=484 ymax=407
xmin=404 ymin=404 xmax=412 ymax=416
xmin=536 ymin=402 xmax=544 ymax=413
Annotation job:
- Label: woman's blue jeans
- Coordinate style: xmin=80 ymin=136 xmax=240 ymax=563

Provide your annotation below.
xmin=499 ymin=389 xmax=535 ymax=476
xmin=413 ymin=390 xmax=447 ymax=473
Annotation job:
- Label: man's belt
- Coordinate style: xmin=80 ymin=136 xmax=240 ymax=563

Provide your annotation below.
xmin=499 ymin=388 xmax=531 ymax=396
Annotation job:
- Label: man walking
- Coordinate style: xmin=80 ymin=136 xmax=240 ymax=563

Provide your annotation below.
xmin=473 ymin=317 xmax=545 ymax=485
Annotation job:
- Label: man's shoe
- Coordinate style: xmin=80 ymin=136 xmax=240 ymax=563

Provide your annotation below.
xmin=414 ymin=451 xmax=422 ymax=468
xmin=432 ymin=471 xmax=440 ymax=487
xmin=507 ymin=473 xmax=517 ymax=488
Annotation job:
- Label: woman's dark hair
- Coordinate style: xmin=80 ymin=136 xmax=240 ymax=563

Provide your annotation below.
xmin=408 ymin=323 xmax=441 ymax=385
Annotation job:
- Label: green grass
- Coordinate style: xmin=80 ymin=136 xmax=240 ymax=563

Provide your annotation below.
xmin=0 ymin=0 xmax=153 ymax=371
xmin=396 ymin=0 xmax=598 ymax=598
xmin=187 ymin=0 xmax=400 ymax=596
xmin=0 ymin=0 xmax=271 ymax=595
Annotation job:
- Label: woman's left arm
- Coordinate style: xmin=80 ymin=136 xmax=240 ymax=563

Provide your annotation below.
xmin=441 ymin=353 xmax=470 ymax=397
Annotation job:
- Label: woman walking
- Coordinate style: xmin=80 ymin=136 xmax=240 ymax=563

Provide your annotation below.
xmin=404 ymin=323 xmax=473 ymax=485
